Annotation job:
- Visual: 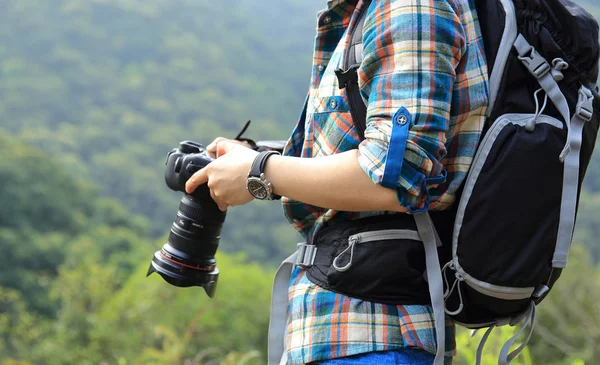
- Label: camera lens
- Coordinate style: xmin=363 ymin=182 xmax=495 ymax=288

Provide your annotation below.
xmin=147 ymin=194 xmax=226 ymax=297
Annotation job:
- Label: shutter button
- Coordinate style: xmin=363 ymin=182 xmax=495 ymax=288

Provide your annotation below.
xmin=329 ymin=98 xmax=337 ymax=109
xmin=397 ymin=115 xmax=408 ymax=125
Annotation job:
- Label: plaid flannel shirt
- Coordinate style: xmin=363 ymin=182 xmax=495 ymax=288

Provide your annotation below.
xmin=281 ymin=0 xmax=489 ymax=363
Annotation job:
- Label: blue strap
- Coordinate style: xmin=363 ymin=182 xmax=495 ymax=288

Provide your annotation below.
xmin=408 ymin=170 xmax=447 ymax=214
xmin=382 ymin=108 xmax=411 ymax=189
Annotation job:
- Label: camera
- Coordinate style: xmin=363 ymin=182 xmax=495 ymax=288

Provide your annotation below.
xmin=146 ymin=121 xmax=286 ymax=297
xmin=146 ymin=141 xmax=225 ymax=298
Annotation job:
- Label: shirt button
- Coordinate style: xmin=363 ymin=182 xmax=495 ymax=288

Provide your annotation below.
xmin=323 ymin=15 xmax=332 ymax=24
xmin=397 ymin=115 xmax=408 ymax=125
xmin=329 ymin=98 xmax=337 ymax=109
xmin=317 ymin=64 xmax=325 ymax=72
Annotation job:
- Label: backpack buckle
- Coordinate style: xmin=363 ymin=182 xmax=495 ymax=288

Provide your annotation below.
xmin=517 ymin=46 xmax=551 ymax=79
xmin=575 ymin=86 xmax=594 ymax=122
xmin=295 ymin=243 xmax=317 ymax=268
xmin=335 ymin=65 xmax=360 ymax=89
xmin=532 ymin=284 xmax=550 ymax=304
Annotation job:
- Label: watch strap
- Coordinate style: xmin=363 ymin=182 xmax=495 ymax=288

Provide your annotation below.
xmin=249 ymin=151 xmax=280 ymax=177
xmin=249 ymin=151 xmax=281 ymax=200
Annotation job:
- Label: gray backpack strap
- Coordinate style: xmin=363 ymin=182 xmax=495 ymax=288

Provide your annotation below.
xmin=498 ymin=302 xmax=536 ymax=365
xmin=346 ymin=0 xmax=369 ymax=67
xmin=268 ymin=251 xmax=297 ymax=365
xmin=413 ymin=212 xmax=446 ymax=365
xmin=514 ymin=36 xmax=596 ymax=270
xmin=553 ymin=86 xmax=594 ymax=267
xmin=268 ymin=243 xmax=319 ymax=365
xmin=513 ymin=34 xmax=571 ymax=149
xmin=487 ymin=0 xmax=518 ymax=114
xmin=474 ymin=324 xmax=497 ymax=365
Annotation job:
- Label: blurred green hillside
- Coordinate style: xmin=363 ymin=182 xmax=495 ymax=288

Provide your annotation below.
xmin=0 ymin=0 xmax=599 ymax=365
xmin=0 ymin=0 xmax=323 ymax=363
xmin=0 ymin=0 xmax=599 ymax=262
xmin=0 ymin=0 xmax=322 ymax=263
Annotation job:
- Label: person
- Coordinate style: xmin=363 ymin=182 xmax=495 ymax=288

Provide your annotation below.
xmin=185 ymin=0 xmax=489 ymax=363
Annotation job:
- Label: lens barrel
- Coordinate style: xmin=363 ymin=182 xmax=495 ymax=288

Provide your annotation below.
xmin=147 ymin=194 xmax=226 ymax=297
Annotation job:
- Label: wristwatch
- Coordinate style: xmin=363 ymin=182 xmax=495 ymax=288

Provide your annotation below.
xmin=246 ymin=151 xmax=281 ymax=200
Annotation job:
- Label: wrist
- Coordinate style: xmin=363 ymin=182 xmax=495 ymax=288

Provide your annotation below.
xmin=246 ymin=151 xmax=281 ymax=200
xmin=263 ymin=154 xmax=283 ymax=195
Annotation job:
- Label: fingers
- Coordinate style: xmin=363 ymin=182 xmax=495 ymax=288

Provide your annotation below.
xmin=207 ymin=175 xmax=228 ymax=212
xmin=216 ymin=140 xmax=237 ymax=158
xmin=207 ymin=137 xmax=229 ymax=154
xmin=185 ymin=168 xmax=208 ymax=194
xmin=210 ymin=189 xmax=228 ymax=212
xmin=185 ymin=166 xmax=227 ymax=211
xmin=207 ymin=137 xmax=252 ymax=157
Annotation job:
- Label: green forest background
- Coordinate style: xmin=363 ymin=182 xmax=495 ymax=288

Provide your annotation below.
xmin=0 ymin=0 xmax=599 ymax=364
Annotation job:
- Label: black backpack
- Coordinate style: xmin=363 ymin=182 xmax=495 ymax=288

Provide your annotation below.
xmin=337 ymin=0 xmax=600 ymax=363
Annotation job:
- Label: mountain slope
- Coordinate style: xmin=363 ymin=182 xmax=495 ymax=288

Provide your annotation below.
xmin=0 ymin=0 xmax=323 ymax=260
xmin=1 ymin=0 xmax=599 ymax=262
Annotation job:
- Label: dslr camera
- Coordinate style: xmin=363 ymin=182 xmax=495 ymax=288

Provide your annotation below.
xmin=147 ymin=126 xmax=285 ymax=298
xmin=147 ymin=141 xmax=224 ymax=297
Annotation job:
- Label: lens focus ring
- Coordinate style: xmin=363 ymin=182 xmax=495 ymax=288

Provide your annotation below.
xmin=179 ymin=200 xmax=203 ymax=221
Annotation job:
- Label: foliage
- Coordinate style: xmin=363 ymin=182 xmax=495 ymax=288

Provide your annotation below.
xmin=454 ymin=326 xmax=532 ymax=365
xmin=18 ymin=251 xmax=272 ymax=365
xmin=0 ymin=133 xmax=273 ymax=364
xmin=138 ymin=329 xmax=261 ymax=365
xmin=528 ymin=245 xmax=600 ymax=364
xmin=0 ymin=287 xmax=51 ymax=362
xmin=0 ymin=133 xmax=94 ymax=234
xmin=0 ymin=0 xmax=321 ymax=264
xmin=0 ymin=133 xmax=149 ymax=315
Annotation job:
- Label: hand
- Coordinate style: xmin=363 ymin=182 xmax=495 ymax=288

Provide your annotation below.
xmin=206 ymin=137 xmax=252 ymax=158
xmin=185 ymin=140 xmax=259 ymax=211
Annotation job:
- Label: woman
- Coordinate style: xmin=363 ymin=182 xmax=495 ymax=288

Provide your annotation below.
xmin=185 ymin=0 xmax=489 ymax=364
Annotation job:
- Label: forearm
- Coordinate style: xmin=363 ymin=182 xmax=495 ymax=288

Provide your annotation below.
xmin=264 ymin=150 xmax=408 ymax=213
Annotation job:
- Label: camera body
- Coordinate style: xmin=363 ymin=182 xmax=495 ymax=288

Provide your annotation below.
xmin=147 ymin=141 xmax=226 ymax=298
xmin=164 ymin=141 xmax=213 ymax=200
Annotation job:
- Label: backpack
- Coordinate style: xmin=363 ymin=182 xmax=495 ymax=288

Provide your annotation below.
xmin=335 ymin=0 xmax=600 ymax=364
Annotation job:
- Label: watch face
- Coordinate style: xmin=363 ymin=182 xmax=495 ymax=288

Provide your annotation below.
xmin=247 ymin=178 xmax=269 ymax=200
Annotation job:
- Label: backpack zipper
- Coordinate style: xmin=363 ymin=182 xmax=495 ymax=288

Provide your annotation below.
xmin=454 ymin=261 xmax=534 ymax=300
xmin=347 ymin=229 xmax=421 ymax=244
xmin=332 ymin=229 xmax=422 ymax=272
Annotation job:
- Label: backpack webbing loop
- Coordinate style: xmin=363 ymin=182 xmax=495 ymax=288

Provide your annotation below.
xmin=498 ymin=301 xmax=536 ymax=365
xmin=474 ymin=324 xmax=497 ymax=365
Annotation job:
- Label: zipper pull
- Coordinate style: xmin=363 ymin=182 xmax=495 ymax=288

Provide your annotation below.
xmin=332 ymin=236 xmax=359 ymax=272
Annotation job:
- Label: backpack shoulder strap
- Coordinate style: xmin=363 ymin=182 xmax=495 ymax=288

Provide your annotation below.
xmin=345 ymin=0 xmax=369 ymax=68
xmin=335 ymin=0 xmax=372 ymax=141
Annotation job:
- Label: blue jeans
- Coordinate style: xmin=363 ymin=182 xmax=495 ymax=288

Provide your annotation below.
xmin=310 ymin=348 xmax=438 ymax=365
